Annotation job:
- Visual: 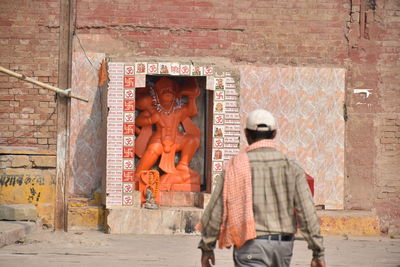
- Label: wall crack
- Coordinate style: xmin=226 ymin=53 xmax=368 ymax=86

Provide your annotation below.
xmin=75 ymin=24 xmax=245 ymax=33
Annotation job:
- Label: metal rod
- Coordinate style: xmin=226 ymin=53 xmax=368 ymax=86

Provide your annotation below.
xmin=0 ymin=66 xmax=88 ymax=102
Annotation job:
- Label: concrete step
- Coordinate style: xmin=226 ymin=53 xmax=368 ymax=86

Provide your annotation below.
xmin=0 ymin=204 xmax=37 ymax=221
xmin=105 ymin=208 xmax=381 ymax=236
xmin=67 ymin=196 xmax=104 ymax=231
xmin=318 ymin=210 xmax=380 ymax=236
xmin=0 ymin=219 xmax=42 ymax=247
xmin=106 ymin=206 xmax=203 ymax=234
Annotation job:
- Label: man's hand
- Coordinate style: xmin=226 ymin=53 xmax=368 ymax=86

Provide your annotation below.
xmin=201 ymin=250 xmax=215 ymax=267
xmin=311 ymin=258 xmax=326 ymax=267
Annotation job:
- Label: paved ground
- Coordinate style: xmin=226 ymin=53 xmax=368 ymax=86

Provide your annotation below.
xmin=0 ymin=229 xmax=399 ymax=267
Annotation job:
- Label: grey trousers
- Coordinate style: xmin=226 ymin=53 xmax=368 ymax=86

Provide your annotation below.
xmin=233 ymin=239 xmax=294 ymax=267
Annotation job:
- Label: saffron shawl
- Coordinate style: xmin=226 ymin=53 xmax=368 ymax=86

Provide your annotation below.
xmin=218 ymin=139 xmax=275 ymax=249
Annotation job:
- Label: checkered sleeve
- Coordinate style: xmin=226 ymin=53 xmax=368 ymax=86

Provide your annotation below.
xmin=292 ymin=162 xmax=325 ymax=260
xmin=198 ymin=173 xmax=224 ymax=251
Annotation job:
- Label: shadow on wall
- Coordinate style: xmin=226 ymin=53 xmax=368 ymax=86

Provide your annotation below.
xmin=71 ymin=85 xmax=106 ymax=198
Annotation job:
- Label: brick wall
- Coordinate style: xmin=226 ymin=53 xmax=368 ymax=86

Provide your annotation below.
xmin=75 ymin=0 xmax=348 ymax=66
xmin=376 ymin=114 xmax=400 ymax=235
xmin=344 ymin=0 xmax=400 ymax=234
xmin=0 ymin=0 xmax=60 ymax=149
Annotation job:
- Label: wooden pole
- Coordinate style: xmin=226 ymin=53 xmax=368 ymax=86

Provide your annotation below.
xmin=0 ymin=66 xmax=88 ymax=102
xmin=55 ymin=0 xmax=73 ymax=232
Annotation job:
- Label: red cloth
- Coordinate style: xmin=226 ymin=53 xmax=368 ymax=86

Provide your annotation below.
xmin=306 ymin=173 xmax=314 ymax=196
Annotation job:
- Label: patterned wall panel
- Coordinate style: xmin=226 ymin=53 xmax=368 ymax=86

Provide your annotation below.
xmin=70 ymin=52 xmax=105 ymax=196
xmin=239 ymin=66 xmax=345 ymax=209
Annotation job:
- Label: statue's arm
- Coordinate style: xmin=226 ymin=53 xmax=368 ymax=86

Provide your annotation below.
xmin=185 ymin=94 xmax=198 ymax=117
xmin=136 ymin=110 xmax=155 ymax=127
xmin=180 ymin=77 xmax=200 ymax=118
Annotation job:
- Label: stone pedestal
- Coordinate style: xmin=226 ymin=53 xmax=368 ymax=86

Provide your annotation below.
xmin=106 ymin=206 xmax=202 ymax=234
xmin=105 ymin=191 xmax=210 ymax=234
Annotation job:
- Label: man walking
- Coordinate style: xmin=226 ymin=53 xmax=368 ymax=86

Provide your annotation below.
xmin=198 ymin=109 xmax=326 ymax=267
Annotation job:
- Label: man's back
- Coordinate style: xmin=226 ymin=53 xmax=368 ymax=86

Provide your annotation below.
xmin=249 ymin=147 xmax=298 ymax=235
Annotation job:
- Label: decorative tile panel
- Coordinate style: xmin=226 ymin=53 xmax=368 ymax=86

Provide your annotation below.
xmin=106 ymin=62 xmax=125 ymax=207
xmin=239 ymin=66 xmax=345 ymax=209
xmin=122 ymin=65 xmax=136 ymax=206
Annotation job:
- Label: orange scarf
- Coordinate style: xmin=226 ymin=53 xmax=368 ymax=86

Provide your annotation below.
xmin=218 ymin=139 xmax=275 ymax=249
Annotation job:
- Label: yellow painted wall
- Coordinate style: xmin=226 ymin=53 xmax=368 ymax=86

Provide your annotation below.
xmin=319 ymin=213 xmax=381 ymax=236
xmin=0 ymin=154 xmax=56 ymax=226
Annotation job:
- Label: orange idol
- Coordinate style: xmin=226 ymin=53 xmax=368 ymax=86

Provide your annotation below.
xmin=135 ymin=77 xmax=201 ymax=192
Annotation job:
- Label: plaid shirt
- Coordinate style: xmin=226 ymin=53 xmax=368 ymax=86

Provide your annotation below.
xmin=198 ymin=147 xmax=325 ymax=260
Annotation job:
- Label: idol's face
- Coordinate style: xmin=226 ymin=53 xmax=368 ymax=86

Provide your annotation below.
xmin=157 ymin=86 xmax=175 ymax=103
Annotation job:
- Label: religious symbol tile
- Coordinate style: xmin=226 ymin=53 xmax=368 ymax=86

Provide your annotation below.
xmin=212 ymin=161 xmax=224 ymax=172
xmin=124 ymin=76 xmax=135 ymax=88
xmin=124 ymin=65 xmax=135 ymax=75
xmin=147 ymin=63 xmax=159 ymax=74
xmin=159 ymin=62 xmax=171 ymax=74
xmin=214 ymin=114 xmax=224 ymax=125
xmin=123 ymin=159 xmax=134 ymax=170
xmin=213 ymin=125 xmax=225 ymax=138
xmin=213 ymin=138 xmax=224 ymax=148
xmin=123 ymin=136 xmax=135 ymax=147
xmin=135 ymin=62 xmax=147 ymax=74
xmin=204 ymin=66 xmax=214 ymax=76
xmin=123 ymin=123 xmax=135 ymax=135
xmin=214 ymin=77 xmax=225 ymax=90
xmin=122 ymin=195 xmax=134 ymax=206
xmin=191 ymin=65 xmax=202 ymax=76
xmin=122 ymin=170 xmax=135 ymax=182
xmin=214 ymin=101 xmax=225 ymax=114
xmin=212 ymin=149 xmax=224 ymax=160
xmin=180 ymin=64 xmax=190 ymax=75
xmin=124 ymin=112 xmax=135 ymax=123
xmin=170 ymin=63 xmax=180 ymax=75
xmin=123 ymin=183 xmax=134 ymax=193
xmin=123 ymin=147 xmax=135 ymax=158
xmin=124 ymin=99 xmax=135 ymax=112
xmin=124 ymin=89 xmax=135 ymax=99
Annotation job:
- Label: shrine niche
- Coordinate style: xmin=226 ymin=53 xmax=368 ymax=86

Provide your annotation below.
xmin=106 ymin=62 xmax=240 ymax=208
xmin=135 ymin=76 xmax=201 ymax=193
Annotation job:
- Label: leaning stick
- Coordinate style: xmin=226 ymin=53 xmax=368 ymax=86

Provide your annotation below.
xmin=0 ymin=66 xmax=88 ymax=102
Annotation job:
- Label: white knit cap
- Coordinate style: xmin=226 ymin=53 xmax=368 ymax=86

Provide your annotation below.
xmin=246 ymin=109 xmax=276 ymax=131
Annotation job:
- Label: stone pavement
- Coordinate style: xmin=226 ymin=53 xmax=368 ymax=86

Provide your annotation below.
xmin=0 ymin=229 xmax=399 ymax=267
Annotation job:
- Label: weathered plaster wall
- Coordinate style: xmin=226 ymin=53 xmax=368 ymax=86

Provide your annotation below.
xmin=69 ymin=46 xmax=106 ymax=197
xmin=0 ymin=147 xmax=56 ymax=226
